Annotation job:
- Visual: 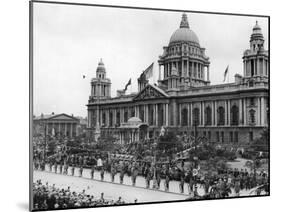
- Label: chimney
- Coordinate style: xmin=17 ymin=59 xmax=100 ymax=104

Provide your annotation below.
xmin=235 ymin=74 xmax=242 ymax=84
xmin=51 ymin=112 xmax=55 ymax=115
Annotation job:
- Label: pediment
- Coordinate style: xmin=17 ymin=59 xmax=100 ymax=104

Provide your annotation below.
xmin=49 ymin=114 xmax=78 ymax=121
xmin=133 ymin=84 xmax=168 ymax=101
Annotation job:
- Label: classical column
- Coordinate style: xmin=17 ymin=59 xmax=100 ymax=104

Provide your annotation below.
xmin=261 ymin=97 xmax=265 ymax=125
xmin=224 ymin=101 xmax=227 ymax=126
xmin=190 ymin=102 xmax=193 ymax=126
xmin=58 ymin=122 xmax=61 ymax=135
xmin=64 ymin=123 xmax=67 ymax=136
xmin=211 ymin=101 xmax=214 ymax=126
xmin=207 ymin=66 xmax=210 ymax=81
xmin=257 ymin=97 xmax=261 ymax=125
xmin=182 ymin=60 xmax=184 ymax=77
xmin=202 ymin=102 xmax=205 ymax=126
xmin=179 ymin=104 xmax=182 ymax=126
xmin=165 ymin=103 xmax=169 ymax=126
xmin=243 ymin=98 xmax=247 ymax=125
xmin=214 ymin=101 xmax=217 ymax=126
xmin=155 ymin=104 xmax=158 ymax=127
xmin=239 ymin=99 xmax=243 ymax=125
xmin=227 ymin=100 xmax=231 ymax=126
xmin=146 ymin=105 xmax=149 ymax=123
xmin=70 ymin=123 xmax=73 ymax=138
xmin=106 ymin=109 xmax=109 ymax=126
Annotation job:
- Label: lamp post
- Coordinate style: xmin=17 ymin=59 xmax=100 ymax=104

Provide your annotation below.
xmin=152 ymin=138 xmax=158 ymax=189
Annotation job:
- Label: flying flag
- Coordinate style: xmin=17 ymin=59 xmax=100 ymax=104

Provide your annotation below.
xmin=223 ymin=65 xmax=229 ymax=82
xmin=124 ymin=78 xmax=131 ymax=91
xmin=143 ymin=62 xmax=154 ymax=80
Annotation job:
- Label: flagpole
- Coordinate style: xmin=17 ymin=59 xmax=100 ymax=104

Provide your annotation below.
xmin=228 ymin=67 xmax=230 ymax=83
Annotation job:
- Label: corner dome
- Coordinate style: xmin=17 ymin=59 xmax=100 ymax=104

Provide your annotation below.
xmin=169 ymin=13 xmax=200 ymax=45
xmin=97 ymin=58 xmax=105 ymax=71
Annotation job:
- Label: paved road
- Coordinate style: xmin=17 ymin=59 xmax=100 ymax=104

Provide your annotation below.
xmin=33 ymin=170 xmax=189 ymax=203
xmin=42 ymin=164 xmax=198 ymax=195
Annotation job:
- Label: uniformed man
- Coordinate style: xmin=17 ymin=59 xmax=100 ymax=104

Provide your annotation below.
xmin=100 ymin=166 xmax=105 ymax=181
xmin=54 ymin=162 xmax=58 ymax=174
xmin=131 ymin=164 xmax=138 ymax=186
xmin=164 ymin=167 xmax=170 ymax=192
xmin=179 ymin=169 xmax=185 ymax=193
xmin=144 ymin=166 xmax=151 ymax=189
xmin=119 ymin=163 xmax=125 ymax=184
xmin=79 ymin=165 xmax=83 ymax=177
xmin=111 ymin=163 xmax=116 ymax=182
xmin=90 ymin=165 xmax=95 ymax=179
xmin=59 ymin=162 xmax=63 ymax=174
xmin=71 ymin=165 xmax=75 ymax=176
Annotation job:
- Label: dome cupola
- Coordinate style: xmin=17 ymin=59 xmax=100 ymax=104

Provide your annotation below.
xmin=169 ymin=13 xmax=200 ymax=45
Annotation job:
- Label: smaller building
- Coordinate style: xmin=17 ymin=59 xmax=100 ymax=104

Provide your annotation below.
xmin=33 ymin=113 xmax=80 ymax=138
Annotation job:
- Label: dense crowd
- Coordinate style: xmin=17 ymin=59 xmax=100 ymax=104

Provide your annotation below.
xmin=34 ymin=152 xmax=269 ymax=198
xmin=33 ymin=180 xmax=128 ymax=210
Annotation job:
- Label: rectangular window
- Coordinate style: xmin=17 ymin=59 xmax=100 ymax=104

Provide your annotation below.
xmin=221 ymin=131 xmax=224 ymax=143
xmin=208 ymin=131 xmax=211 ymax=140
xmin=216 ymin=131 xmax=220 ymax=142
xmin=230 ymin=131 xmax=233 ymax=143
xmin=249 ymin=132 xmax=253 ymax=142
xmin=234 ymin=131 xmax=238 ymax=143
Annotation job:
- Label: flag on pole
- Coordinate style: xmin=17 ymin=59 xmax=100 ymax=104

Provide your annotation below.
xmin=143 ymin=62 xmax=154 ymax=80
xmin=124 ymin=78 xmax=131 ymax=91
xmin=223 ymin=65 xmax=229 ymax=82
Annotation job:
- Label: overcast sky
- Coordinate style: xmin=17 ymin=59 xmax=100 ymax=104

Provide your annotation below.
xmin=33 ymin=2 xmax=268 ymax=118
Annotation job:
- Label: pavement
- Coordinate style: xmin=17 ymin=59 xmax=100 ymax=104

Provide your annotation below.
xmin=33 ymin=170 xmax=189 ymax=203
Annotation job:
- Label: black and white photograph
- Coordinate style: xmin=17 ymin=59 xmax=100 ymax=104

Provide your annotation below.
xmin=30 ymin=1 xmax=269 ymax=211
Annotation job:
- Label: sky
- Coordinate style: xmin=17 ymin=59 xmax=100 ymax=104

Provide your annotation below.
xmin=33 ymin=2 xmax=268 ymax=118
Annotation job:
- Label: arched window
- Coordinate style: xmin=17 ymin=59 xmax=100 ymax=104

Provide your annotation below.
xmin=139 ymin=106 xmax=144 ymax=122
xmin=193 ymin=108 xmax=200 ymax=126
xmin=231 ymin=105 xmax=239 ymax=125
xmin=181 ymin=108 xmax=188 ymax=126
xmin=205 ymin=106 xmax=212 ymax=126
xmin=116 ymin=111 xmax=120 ymax=126
xmin=124 ymin=111 xmax=128 ymax=123
xmin=148 ymin=105 xmax=154 ymax=125
xmin=102 ymin=112 xmax=106 ymax=126
xmin=249 ymin=109 xmax=256 ymax=125
xmin=109 ymin=112 xmax=113 ymax=127
xmin=217 ymin=106 xmax=225 ymax=125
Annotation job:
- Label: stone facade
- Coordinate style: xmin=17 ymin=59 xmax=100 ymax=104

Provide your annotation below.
xmin=33 ymin=113 xmax=80 ymax=138
xmin=87 ymin=14 xmax=269 ymax=146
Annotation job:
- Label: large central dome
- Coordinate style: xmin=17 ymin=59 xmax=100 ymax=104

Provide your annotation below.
xmin=169 ymin=13 xmax=200 ymax=45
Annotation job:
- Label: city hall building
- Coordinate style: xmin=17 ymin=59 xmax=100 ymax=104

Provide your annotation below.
xmin=86 ymin=14 xmax=269 ymax=145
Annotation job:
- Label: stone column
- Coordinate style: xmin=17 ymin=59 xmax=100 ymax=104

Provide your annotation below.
xmin=211 ymin=101 xmax=214 ymax=126
xmin=224 ymin=101 xmax=227 ymax=126
xmin=239 ymin=99 xmax=243 ymax=125
xmin=64 ymin=123 xmax=67 ymax=136
xmin=155 ymin=104 xmax=158 ymax=126
xmin=182 ymin=60 xmax=184 ymax=77
xmin=165 ymin=103 xmax=169 ymax=126
xmin=257 ymin=97 xmax=261 ymax=125
xmin=214 ymin=101 xmax=217 ymax=126
xmin=207 ymin=66 xmax=210 ymax=81
xmin=202 ymin=102 xmax=205 ymax=126
xmin=70 ymin=123 xmax=73 ymax=138
xmin=243 ymin=98 xmax=247 ymax=126
xmin=261 ymin=97 xmax=265 ymax=125
xmin=179 ymin=104 xmax=182 ymax=126
xmin=190 ymin=103 xmax=193 ymax=126
xmin=227 ymin=100 xmax=230 ymax=126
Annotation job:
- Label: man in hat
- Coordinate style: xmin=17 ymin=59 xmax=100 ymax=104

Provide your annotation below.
xmin=79 ymin=166 xmax=83 ymax=177
xmin=90 ymin=165 xmax=95 ymax=180
xmin=100 ymin=166 xmax=105 ymax=181
xmin=71 ymin=165 xmax=75 ymax=176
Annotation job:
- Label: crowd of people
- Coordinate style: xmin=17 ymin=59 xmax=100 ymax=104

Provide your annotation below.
xmin=33 ymin=179 xmax=129 ymax=210
xmin=33 ymin=152 xmax=269 ymax=198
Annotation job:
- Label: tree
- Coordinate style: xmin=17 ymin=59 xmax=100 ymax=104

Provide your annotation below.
xmin=251 ymin=128 xmax=269 ymax=152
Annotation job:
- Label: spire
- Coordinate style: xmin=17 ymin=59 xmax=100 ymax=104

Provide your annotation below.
xmin=180 ymin=13 xmax=190 ymax=28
